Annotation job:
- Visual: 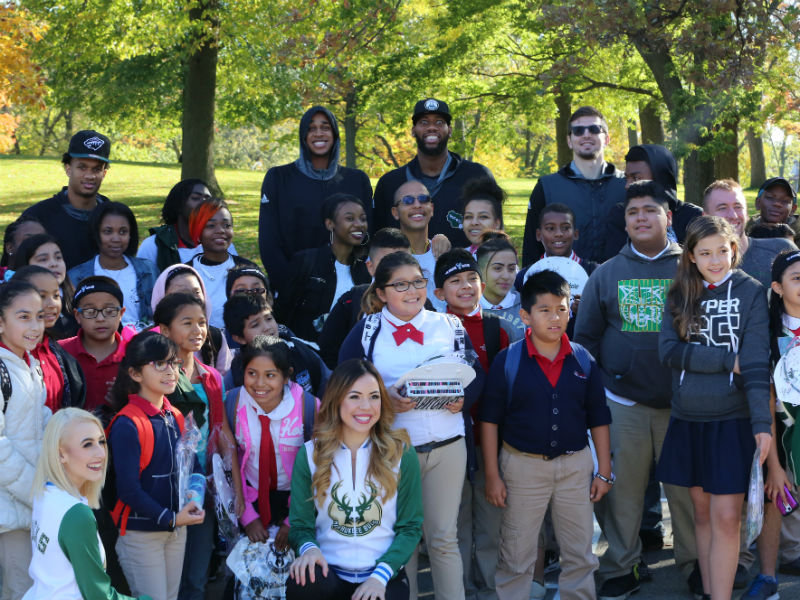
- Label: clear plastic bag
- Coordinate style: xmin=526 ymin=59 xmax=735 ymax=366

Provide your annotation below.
xmin=226 ymin=535 xmax=295 ymax=599
xmin=177 ymin=414 xmax=203 ymax=510
xmin=742 ymin=448 xmax=764 ymax=546
xmin=211 ymin=452 xmax=239 ymax=552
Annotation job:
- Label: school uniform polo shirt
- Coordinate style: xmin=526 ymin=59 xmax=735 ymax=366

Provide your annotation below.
xmin=59 ymin=331 xmax=127 ymax=411
xmin=480 ymin=332 xmax=611 ymax=458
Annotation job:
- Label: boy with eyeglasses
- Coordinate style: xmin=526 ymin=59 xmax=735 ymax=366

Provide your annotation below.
xmin=522 ymin=106 xmax=626 ymax=266
xmin=392 ymin=180 xmax=452 ymax=312
xmin=60 ymin=276 xmax=128 ymax=413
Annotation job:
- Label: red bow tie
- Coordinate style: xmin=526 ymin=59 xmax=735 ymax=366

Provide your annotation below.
xmin=389 ymin=321 xmax=424 ymax=346
xmin=707 ymin=284 xmax=717 ymax=290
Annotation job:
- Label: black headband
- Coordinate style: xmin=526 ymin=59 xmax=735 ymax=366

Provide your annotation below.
xmin=434 ymin=261 xmax=479 ymax=288
xmin=772 ymin=250 xmax=800 ymax=283
xmin=73 ymin=280 xmax=123 ymax=307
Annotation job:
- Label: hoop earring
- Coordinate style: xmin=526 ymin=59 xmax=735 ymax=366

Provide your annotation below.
xmin=360 ymin=231 xmax=370 ymax=246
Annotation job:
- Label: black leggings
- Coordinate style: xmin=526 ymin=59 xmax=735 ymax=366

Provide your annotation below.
xmin=286 ymin=565 xmax=409 ymax=600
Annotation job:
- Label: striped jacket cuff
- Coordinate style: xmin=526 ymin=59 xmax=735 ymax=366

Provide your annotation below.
xmin=369 ymin=562 xmax=393 ymax=586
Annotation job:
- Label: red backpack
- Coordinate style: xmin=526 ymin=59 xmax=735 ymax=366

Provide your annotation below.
xmin=106 ymin=403 xmax=185 ymax=535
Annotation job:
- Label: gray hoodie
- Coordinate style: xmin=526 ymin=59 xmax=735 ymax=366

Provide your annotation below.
xmin=574 ymin=242 xmax=681 ymax=408
xmin=659 ymin=270 xmax=771 ymax=435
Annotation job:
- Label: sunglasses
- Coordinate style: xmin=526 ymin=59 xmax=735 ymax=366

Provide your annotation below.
xmin=395 ymin=194 xmax=432 ymax=206
xmin=570 ymin=124 xmax=604 ymax=136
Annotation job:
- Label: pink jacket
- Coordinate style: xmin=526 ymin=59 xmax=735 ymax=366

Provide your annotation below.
xmin=234 ymin=381 xmax=315 ymax=527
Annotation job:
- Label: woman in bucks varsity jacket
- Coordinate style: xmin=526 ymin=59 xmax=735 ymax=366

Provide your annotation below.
xmin=24 ymin=408 xmax=148 ymax=600
xmin=287 ymin=359 xmax=423 ymax=600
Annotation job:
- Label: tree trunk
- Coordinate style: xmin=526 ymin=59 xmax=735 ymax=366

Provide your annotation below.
xmin=555 ymin=92 xmax=571 ymax=166
xmin=639 ymin=100 xmax=665 ymax=145
xmin=747 ymin=127 xmax=766 ymax=188
xmin=713 ymin=119 xmax=738 ymax=182
xmin=530 ymin=142 xmax=542 ymax=175
xmin=181 ymin=0 xmax=220 ymax=196
xmin=524 ymin=127 xmax=532 ymax=170
xmin=627 ymin=126 xmax=638 ymax=149
xmin=344 ymin=87 xmax=358 ymax=169
xmin=684 ymin=147 xmax=715 ymax=206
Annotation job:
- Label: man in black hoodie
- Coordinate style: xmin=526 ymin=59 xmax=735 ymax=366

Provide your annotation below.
xmin=372 ymin=98 xmax=493 ymax=247
xmin=603 ymin=144 xmax=704 ymax=258
xmin=257 ymin=106 xmax=373 ymax=297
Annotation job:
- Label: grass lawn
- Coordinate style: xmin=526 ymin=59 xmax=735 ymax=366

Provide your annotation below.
xmin=0 ymin=155 xmax=757 ymax=269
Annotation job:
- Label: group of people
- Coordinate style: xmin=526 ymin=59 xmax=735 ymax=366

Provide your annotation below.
xmin=0 ymin=98 xmax=799 ymax=600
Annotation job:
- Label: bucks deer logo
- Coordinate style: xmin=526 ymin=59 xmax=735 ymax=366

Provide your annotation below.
xmin=328 ymin=480 xmax=382 ymax=536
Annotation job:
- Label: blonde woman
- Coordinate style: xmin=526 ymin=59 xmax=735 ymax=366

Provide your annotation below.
xmin=288 ymin=359 xmax=423 ymax=600
xmin=23 ymin=408 xmax=149 ymax=600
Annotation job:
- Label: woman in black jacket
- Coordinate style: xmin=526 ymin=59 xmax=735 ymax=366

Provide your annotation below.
xmin=276 ymin=193 xmax=371 ymax=343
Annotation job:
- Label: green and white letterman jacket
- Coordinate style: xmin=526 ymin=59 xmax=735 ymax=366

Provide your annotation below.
xmin=289 ymin=439 xmax=423 ymax=585
xmin=23 ymin=484 xmax=149 ymax=600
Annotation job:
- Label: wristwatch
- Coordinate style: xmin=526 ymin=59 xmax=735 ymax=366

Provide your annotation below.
xmin=594 ymin=472 xmax=615 ymax=486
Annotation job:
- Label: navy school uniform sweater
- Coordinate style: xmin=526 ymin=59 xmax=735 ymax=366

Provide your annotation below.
xmin=480 ymin=336 xmax=611 ymax=457
xmin=109 ymin=396 xmax=184 ymax=531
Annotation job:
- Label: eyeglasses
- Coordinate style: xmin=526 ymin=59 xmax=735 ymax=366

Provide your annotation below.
xmin=147 ymin=359 xmax=184 ymax=372
xmin=383 ymin=278 xmax=428 ymax=292
xmin=570 ymin=124 xmax=604 ymax=136
xmin=76 ymin=306 xmax=121 ymax=319
xmin=395 ymin=194 xmax=432 ymax=206
xmin=233 ymin=287 xmax=267 ymax=297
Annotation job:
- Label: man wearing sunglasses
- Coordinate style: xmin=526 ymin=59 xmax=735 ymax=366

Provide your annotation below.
xmin=373 ymin=98 xmax=493 ymax=247
xmin=522 ymin=106 xmax=626 ymax=266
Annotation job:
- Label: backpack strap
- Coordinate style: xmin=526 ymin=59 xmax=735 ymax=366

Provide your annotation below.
xmin=225 ymin=387 xmax=240 ymax=433
xmin=0 ymin=359 xmax=11 ymax=413
xmin=106 ymin=404 xmax=155 ymax=536
xmin=570 ymin=342 xmax=592 ymax=379
xmin=482 ymin=313 xmax=502 ymax=369
xmin=503 ymin=340 xmax=524 ymax=409
xmin=302 ymin=390 xmax=317 ymax=442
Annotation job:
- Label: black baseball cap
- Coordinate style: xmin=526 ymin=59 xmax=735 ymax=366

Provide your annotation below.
xmin=67 ymin=130 xmax=111 ymax=163
xmin=412 ymin=98 xmax=451 ymax=124
xmin=758 ymin=177 xmax=797 ymax=201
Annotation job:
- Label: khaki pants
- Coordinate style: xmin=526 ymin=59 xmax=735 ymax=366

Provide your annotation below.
xmin=0 ymin=529 xmax=32 ymax=600
xmin=116 ymin=528 xmax=187 ymax=600
xmin=406 ymin=438 xmax=466 ymax=600
xmin=495 ymin=445 xmax=596 ymax=600
xmin=596 ymin=402 xmax=697 ymax=581
xmin=458 ymin=451 xmax=503 ymax=600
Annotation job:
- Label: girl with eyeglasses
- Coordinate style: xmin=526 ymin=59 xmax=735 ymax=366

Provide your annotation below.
xmin=152 ymin=294 xmax=243 ymax=600
xmin=11 ymin=266 xmax=86 ymax=413
xmin=275 ymin=193 xmax=371 ymax=344
xmin=339 ymin=251 xmax=484 ymax=600
xmin=107 ymin=331 xmax=206 ymax=600
xmin=68 ymin=202 xmax=160 ymax=332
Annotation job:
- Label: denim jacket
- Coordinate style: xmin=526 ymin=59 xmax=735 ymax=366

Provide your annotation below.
xmin=68 ymin=255 xmax=160 ymax=326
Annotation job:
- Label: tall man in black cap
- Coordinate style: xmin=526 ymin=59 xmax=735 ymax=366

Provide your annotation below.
xmin=22 ymin=130 xmax=111 ymax=269
xmin=373 ymin=98 xmax=493 ymax=247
